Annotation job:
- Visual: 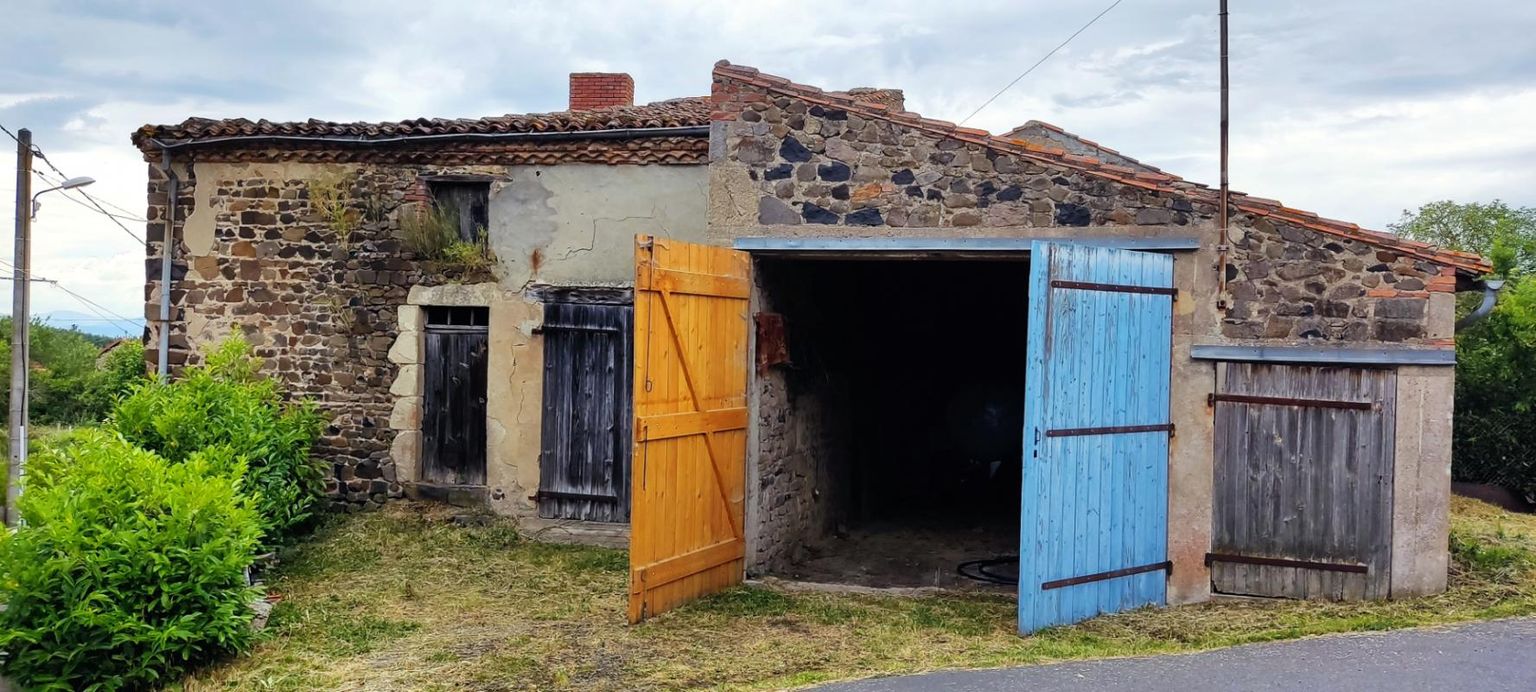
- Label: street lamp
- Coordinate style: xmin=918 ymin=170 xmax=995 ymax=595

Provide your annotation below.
xmin=30 ymin=176 xmax=95 ymax=218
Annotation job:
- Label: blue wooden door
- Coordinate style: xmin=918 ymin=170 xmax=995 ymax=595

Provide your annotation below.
xmin=1019 ymin=242 xmax=1174 ymax=634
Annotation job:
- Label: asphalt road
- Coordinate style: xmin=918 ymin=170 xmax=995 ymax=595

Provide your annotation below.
xmin=817 ymin=617 xmax=1536 ymax=692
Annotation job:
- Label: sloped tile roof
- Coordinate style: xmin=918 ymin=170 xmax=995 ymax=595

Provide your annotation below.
xmin=1004 ymin=120 xmax=1168 ymax=175
xmin=713 ymin=61 xmax=1491 ymax=276
xmin=131 ymin=97 xmax=712 ymax=150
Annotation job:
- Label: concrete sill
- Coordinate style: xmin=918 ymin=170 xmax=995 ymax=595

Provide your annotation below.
xmin=403 ymin=483 xmax=488 ymax=507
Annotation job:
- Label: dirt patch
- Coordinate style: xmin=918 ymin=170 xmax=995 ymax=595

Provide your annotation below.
xmin=781 ymin=517 xmax=1016 ymax=591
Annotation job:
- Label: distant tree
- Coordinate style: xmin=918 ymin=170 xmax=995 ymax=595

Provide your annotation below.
xmin=1390 ymin=200 xmax=1536 ymax=278
xmin=0 ymin=318 xmax=149 ymax=425
xmin=1396 ymin=201 xmax=1536 ymax=501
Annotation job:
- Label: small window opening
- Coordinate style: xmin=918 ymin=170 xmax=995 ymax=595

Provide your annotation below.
xmin=428 ymin=181 xmax=490 ymax=243
xmin=425 ymin=306 xmax=489 ymax=329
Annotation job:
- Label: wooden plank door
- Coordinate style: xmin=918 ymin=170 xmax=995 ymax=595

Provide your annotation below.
xmin=1019 ymin=242 xmax=1174 ymax=634
xmin=1210 ymin=363 xmax=1395 ymax=599
xmin=538 ymin=302 xmax=633 ymax=522
xmin=422 ymin=325 xmax=489 ymax=485
xmin=629 ymin=235 xmax=751 ymax=623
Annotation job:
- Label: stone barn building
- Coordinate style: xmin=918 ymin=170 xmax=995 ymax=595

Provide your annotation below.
xmin=134 ymin=63 xmax=1491 ymax=633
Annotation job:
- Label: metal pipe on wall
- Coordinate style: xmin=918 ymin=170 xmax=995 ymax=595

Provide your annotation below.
xmin=155 ymin=149 xmax=179 ymax=379
xmin=1455 ymin=279 xmax=1505 ymax=331
xmin=1215 ymin=0 xmax=1231 ymax=308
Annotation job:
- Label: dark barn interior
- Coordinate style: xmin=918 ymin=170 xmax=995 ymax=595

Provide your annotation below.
xmin=751 ymin=258 xmax=1029 ymax=589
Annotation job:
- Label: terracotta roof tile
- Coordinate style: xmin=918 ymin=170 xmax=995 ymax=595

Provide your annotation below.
xmin=712 ymin=62 xmax=1492 ymax=276
xmin=1004 ymin=120 xmax=1167 ymax=176
xmin=132 ymin=97 xmax=712 ymax=149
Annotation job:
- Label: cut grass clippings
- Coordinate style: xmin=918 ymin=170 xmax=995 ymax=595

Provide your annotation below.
xmin=179 ymin=496 xmax=1536 ymax=691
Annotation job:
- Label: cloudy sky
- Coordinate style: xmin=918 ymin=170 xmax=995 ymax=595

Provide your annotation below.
xmin=2 ymin=0 xmax=1533 ymax=330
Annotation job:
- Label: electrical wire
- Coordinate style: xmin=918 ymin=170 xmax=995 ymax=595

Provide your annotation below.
xmin=33 ymin=168 xmax=149 ymax=222
xmin=0 ymin=257 xmax=142 ymax=334
xmin=957 ymin=0 xmax=1128 ymax=126
xmin=44 ymin=186 xmax=150 ymax=223
xmin=956 ymin=556 xmax=1020 ymax=586
xmin=3 ymin=123 xmax=148 ymax=245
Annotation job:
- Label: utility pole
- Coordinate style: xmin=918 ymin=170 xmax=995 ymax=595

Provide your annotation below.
xmin=7 ymin=128 xmax=32 ymax=527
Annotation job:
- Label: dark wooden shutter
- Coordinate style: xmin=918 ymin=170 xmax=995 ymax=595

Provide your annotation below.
xmin=422 ymin=310 xmax=489 ymax=486
xmin=1210 ymin=362 xmax=1395 ymax=600
xmin=538 ymin=302 xmax=633 ymax=522
xmin=428 ymin=182 xmax=490 ymax=242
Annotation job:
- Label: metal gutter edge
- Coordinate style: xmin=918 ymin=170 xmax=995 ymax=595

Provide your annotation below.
xmin=145 ymin=125 xmax=710 ymax=152
xmin=1190 ymin=344 xmax=1456 ymax=366
xmin=1455 ymin=278 xmax=1504 ymax=331
xmin=731 ymin=236 xmax=1202 ymax=253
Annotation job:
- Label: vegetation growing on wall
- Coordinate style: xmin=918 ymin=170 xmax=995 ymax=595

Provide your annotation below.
xmin=399 ymin=204 xmax=496 ymax=277
xmin=308 ymin=170 xmax=361 ymax=250
xmin=1394 ymin=200 xmax=1536 ymax=502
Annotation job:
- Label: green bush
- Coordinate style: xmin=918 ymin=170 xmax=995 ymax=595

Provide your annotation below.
xmin=1394 ymin=201 xmax=1536 ymax=503
xmin=0 ymin=320 xmax=145 ymax=425
xmin=111 ymin=335 xmax=325 ymax=547
xmin=71 ymin=340 xmax=150 ymax=422
xmin=0 ymin=430 xmax=261 ymax=690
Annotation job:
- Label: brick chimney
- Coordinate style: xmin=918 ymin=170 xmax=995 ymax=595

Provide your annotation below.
xmin=569 ymin=72 xmax=635 ymax=111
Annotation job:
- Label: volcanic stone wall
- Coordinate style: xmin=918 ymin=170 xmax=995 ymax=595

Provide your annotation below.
xmin=145 ymin=161 xmax=443 ymax=508
xmin=708 ymin=71 xmax=1456 ymax=346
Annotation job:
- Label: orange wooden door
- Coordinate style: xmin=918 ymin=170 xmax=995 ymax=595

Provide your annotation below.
xmin=629 ymin=234 xmax=751 ymax=623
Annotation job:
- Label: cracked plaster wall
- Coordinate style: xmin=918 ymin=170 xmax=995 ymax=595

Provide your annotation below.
xmin=491 ymin=164 xmax=708 ymax=288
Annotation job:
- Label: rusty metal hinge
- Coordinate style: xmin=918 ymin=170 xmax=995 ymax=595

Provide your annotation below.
xmin=1050 ymin=279 xmax=1177 ymax=298
xmin=1041 ymin=560 xmax=1172 ymax=591
xmin=1045 ymin=423 xmax=1175 ymax=438
xmin=1209 ymin=392 xmax=1378 ymax=411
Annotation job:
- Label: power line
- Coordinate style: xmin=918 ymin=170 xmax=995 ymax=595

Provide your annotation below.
xmin=33 ymin=168 xmax=147 ymax=220
xmin=0 ymin=257 xmax=141 ymax=333
xmin=30 ymin=170 xmax=149 ymax=221
xmin=957 ymin=0 xmax=1127 ymax=126
xmin=30 ymin=169 xmax=151 ymax=242
xmin=51 ymin=189 xmax=149 ymax=223
xmin=4 ymin=124 xmax=147 ymax=246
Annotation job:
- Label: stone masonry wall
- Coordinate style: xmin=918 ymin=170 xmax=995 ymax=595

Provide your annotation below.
xmin=708 ymin=73 xmax=1457 ymax=346
xmin=146 ymin=152 xmax=709 ymax=514
xmin=747 ymin=264 xmax=853 ymax=575
xmin=1222 ymin=215 xmax=1458 ymax=343
xmin=146 ymin=161 xmax=446 ymax=509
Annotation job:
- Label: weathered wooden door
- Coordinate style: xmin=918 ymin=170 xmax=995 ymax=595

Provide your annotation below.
xmin=629 ymin=235 xmax=751 ymax=623
xmin=422 ymin=308 xmax=489 ymax=486
xmin=1210 ymin=363 xmax=1395 ymax=599
xmin=1019 ymin=242 xmax=1174 ymax=634
xmin=538 ymin=302 xmax=633 ymax=522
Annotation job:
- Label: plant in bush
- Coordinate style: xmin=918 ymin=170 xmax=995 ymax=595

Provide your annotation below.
xmin=1395 ymin=200 xmax=1536 ymax=503
xmin=0 ymin=430 xmax=262 ymax=690
xmin=111 ymin=335 xmax=326 ymax=546
xmin=0 ymin=320 xmax=146 ymax=425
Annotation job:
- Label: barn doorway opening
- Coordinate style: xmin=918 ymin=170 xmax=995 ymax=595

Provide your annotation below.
xmin=750 ymin=258 xmax=1028 ymax=590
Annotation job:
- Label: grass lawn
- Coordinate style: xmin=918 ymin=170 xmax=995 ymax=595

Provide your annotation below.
xmin=180 ymin=497 xmax=1536 ymax=691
